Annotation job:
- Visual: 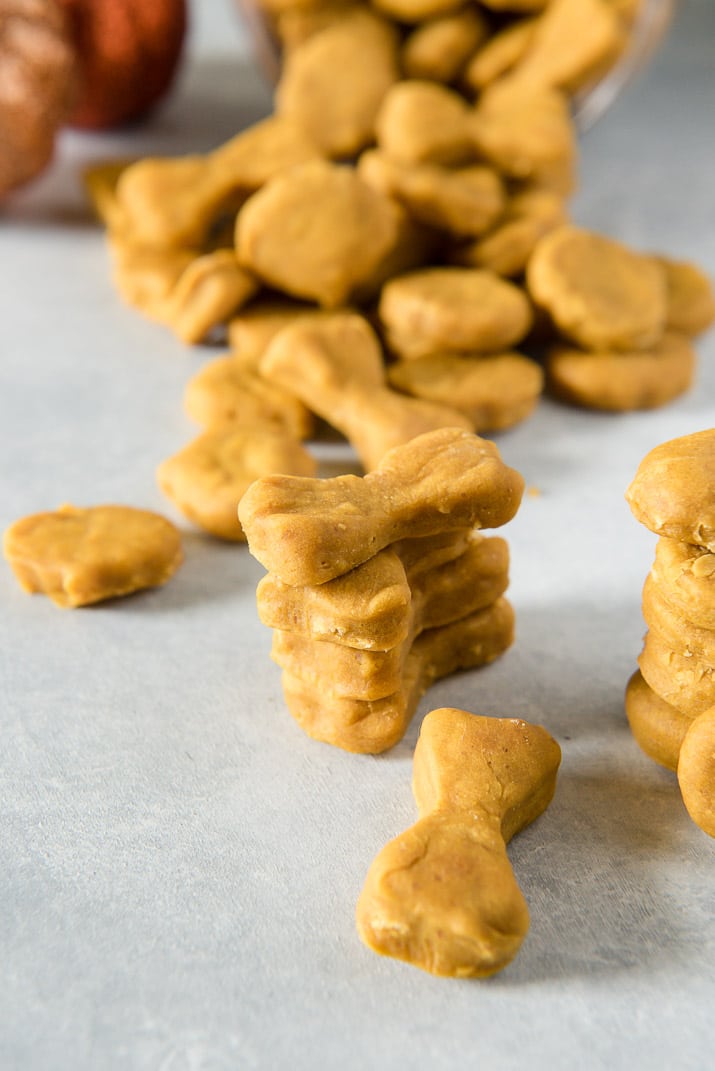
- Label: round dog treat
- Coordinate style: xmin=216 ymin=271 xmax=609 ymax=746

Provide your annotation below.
xmin=545 ymin=332 xmax=696 ymax=412
xmin=527 ymin=225 xmax=668 ymax=351
xmin=3 ymin=504 xmax=183 ymax=607
xmin=401 ymin=7 xmax=489 ymax=83
xmin=638 ymin=629 xmax=715 ymax=720
xmin=387 ymin=350 xmax=543 ymax=431
xmin=651 ymin=537 xmax=715 ymax=631
xmin=235 ymin=159 xmax=401 ymax=308
xmin=374 ymin=79 xmax=475 ymax=166
xmin=653 ymin=254 xmax=715 ymax=337
xmin=625 ymin=669 xmax=696 ymax=772
xmin=678 ymin=708 xmax=715 ymax=838
xmin=642 ymin=572 xmax=715 ymax=665
xmin=379 ymin=267 xmax=533 ymax=358
xmin=157 ymin=426 xmax=316 ymax=542
xmin=625 ymin=429 xmax=715 ymax=550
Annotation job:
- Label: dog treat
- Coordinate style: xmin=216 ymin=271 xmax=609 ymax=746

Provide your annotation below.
xmin=653 ymin=255 xmax=715 ymax=337
xmin=184 ymin=354 xmax=314 ymax=439
xmin=625 ymin=429 xmax=715 ymax=550
xmin=401 ymin=7 xmax=489 ymax=84
xmin=235 ymin=159 xmax=402 ymax=307
xmin=374 ymin=79 xmax=475 ymax=166
xmin=625 ymin=669 xmax=696 ymax=772
xmin=239 ymin=427 xmax=524 ymax=586
xmin=641 ymin=573 xmax=715 ymax=665
xmin=462 ymin=18 xmax=539 ymax=93
xmin=227 ymin=299 xmax=350 ymax=366
xmin=157 ymin=250 xmax=260 ymax=344
xmin=387 ymin=350 xmax=544 ymax=431
xmin=545 ymin=332 xmax=696 ymax=412
xmin=259 ymin=310 xmax=472 ymax=470
xmin=157 ymin=426 xmax=317 ymax=542
xmin=651 ymin=538 xmax=715 ymax=631
xmin=638 ymin=629 xmax=715 ymax=720
xmin=527 ymin=225 xmax=667 ymax=351
xmin=356 ymin=707 xmax=561 ymax=976
xmin=678 ymin=708 xmax=715 ymax=838
xmin=3 ymin=504 xmax=183 ymax=607
xmin=110 ymin=241 xmax=197 ymax=317
xmin=282 ymin=600 xmax=515 ymax=752
xmin=379 ymin=267 xmax=533 ymax=359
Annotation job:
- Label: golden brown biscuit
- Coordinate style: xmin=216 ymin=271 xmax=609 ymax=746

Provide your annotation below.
xmin=652 ymin=255 xmax=715 ymax=337
xmin=625 ymin=429 xmax=715 ymax=550
xmin=651 ymin=537 xmax=715 ymax=631
xmin=527 ymin=225 xmax=668 ymax=351
xmin=227 ymin=299 xmax=348 ymax=366
xmin=638 ymin=629 xmax=715 ymax=719
xmin=3 ymin=504 xmax=183 ymax=607
xmin=374 ymin=80 xmax=476 ymax=166
xmin=184 ymin=354 xmax=314 ymax=439
xmin=282 ymin=598 xmax=515 ymax=753
xmin=642 ymin=572 xmax=715 ymax=664
xmin=624 ymin=669 xmax=696 ymax=772
xmin=235 ymin=159 xmax=402 ymax=307
xmin=379 ymin=267 xmax=533 ymax=358
xmin=157 ymin=426 xmax=316 ymax=542
xmin=387 ymin=350 xmax=543 ymax=432
xmin=461 ymin=18 xmax=539 ymax=94
xmin=109 ymin=240 xmax=197 ymax=317
xmin=275 ymin=9 xmax=400 ymax=158
xmin=545 ymin=332 xmax=696 ymax=412
xmin=239 ymin=427 xmax=524 ymax=586
xmin=677 ymin=708 xmax=715 ymax=838
xmin=356 ymin=707 xmax=561 ymax=976
xmin=401 ymin=8 xmax=489 ymax=84
xmin=158 ymin=250 xmax=259 ymax=344
xmin=259 ymin=311 xmax=472 ymax=470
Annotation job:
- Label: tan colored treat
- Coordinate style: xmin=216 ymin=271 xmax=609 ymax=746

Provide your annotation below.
xmin=228 ymin=300 xmax=348 ymax=367
xmin=370 ymin=0 xmax=467 ymax=25
xmin=638 ymin=629 xmax=715 ymax=719
xmin=545 ymin=332 xmax=696 ymax=412
xmin=275 ymin=9 xmax=400 ymax=159
xmin=282 ymin=598 xmax=515 ymax=753
xmin=358 ymin=151 xmax=506 ymax=239
xmin=184 ymin=354 xmax=314 ymax=439
xmin=3 ymin=504 xmax=183 ymax=608
xmin=625 ymin=429 xmax=715 ymax=550
xmin=374 ymin=80 xmax=476 ymax=167
xmin=651 ymin=537 xmax=715 ymax=631
xmin=642 ymin=572 xmax=715 ymax=665
xmin=260 ymin=311 xmax=472 ymax=471
xmin=388 ymin=351 xmax=543 ymax=432
xmin=274 ymin=2 xmax=361 ymax=53
xmin=349 ymin=204 xmax=438 ymax=305
xmin=508 ymin=0 xmax=626 ymax=94
xmin=625 ymin=669 xmax=696 ymax=772
xmin=356 ymin=707 xmax=561 ymax=976
xmin=470 ymin=81 xmax=577 ymax=194
xmin=527 ymin=225 xmax=668 ymax=351
xmin=393 ymin=528 xmax=473 ymax=579
xmin=678 ymin=708 xmax=715 ymax=838
xmin=235 ymin=159 xmax=401 ymax=308
xmin=158 ymin=250 xmax=260 ymax=344
xmin=462 ymin=18 xmax=539 ymax=94
xmin=401 ymin=8 xmax=489 ymax=84
xmin=379 ymin=267 xmax=533 ymax=359
xmin=239 ymin=426 xmax=525 ymax=585
xmin=109 ymin=241 xmax=197 ymax=317
xmin=83 ymin=158 xmax=135 ymax=231
xmin=114 ymin=115 xmax=322 ymax=249
xmin=157 ymin=426 xmax=316 ymax=542
xmin=450 ymin=187 xmax=568 ymax=278
xmin=652 ymin=255 xmax=715 ymax=337
xmin=270 ymin=538 xmax=509 ymax=699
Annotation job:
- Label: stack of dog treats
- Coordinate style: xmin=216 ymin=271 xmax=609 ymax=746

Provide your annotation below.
xmin=625 ymin=429 xmax=715 ymax=839
xmin=238 ymin=426 xmax=525 ymax=753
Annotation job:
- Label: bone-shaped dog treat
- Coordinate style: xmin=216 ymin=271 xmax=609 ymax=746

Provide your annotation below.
xmin=260 ymin=311 xmax=472 ymax=471
xmin=238 ymin=427 xmax=524 ymax=586
xmin=269 ymin=536 xmax=509 ymax=699
xmin=281 ymin=597 xmax=515 ymax=753
xmin=356 ymin=707 xmax=561 ymax=976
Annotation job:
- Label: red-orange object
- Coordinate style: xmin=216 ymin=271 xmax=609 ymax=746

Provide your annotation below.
xmin=58 ymin=0 xmax=187 ymax=129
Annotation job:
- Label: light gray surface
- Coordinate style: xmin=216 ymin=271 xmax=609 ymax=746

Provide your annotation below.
xmin=1 ymin=2 xmax=714 ymax=1069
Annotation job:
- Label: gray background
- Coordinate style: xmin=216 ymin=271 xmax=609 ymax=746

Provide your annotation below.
xmin=1 ymin=1 xmax=714 ymax=1068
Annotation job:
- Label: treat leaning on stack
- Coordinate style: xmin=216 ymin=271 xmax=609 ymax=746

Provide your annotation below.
xmin=625 ymin=429 xmax=715 ymax=838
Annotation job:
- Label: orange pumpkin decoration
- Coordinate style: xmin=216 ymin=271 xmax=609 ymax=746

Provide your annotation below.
xmin=57 ymin=0 xmax=187 ymax=129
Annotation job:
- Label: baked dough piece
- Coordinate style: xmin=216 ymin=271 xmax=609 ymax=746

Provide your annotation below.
xmin=374 ymin=80 xmax=476 ymax=166
xmin=651 ymin=538 xmax=715 ymax=630
xmin=625 ymin=669 xmax=696 ymax=772
xmin=3 ymin=504 xmax=183 ymax=607
xmin=653 ymin=255 xmax=715 ymax=337
xmin=638 ymin=629 xmax=715 ymax=720
xmin=678 ymin=709 xmax=715 ymax=838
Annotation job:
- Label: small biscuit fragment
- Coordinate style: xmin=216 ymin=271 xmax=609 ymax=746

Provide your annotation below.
xmin=3 ymin=504 xmax=183 ymax=607
xmin=356 ymin=707 xmax=561 ymax=976
xmin=387 ymin=351 xmax=544 ymax=432
xmin=678 ymin=708 xmax=715 ymax=838
xmin=275 ymin=8 xmax=400 ymax=159
xmin=625 ymin=669 xmax=696 ymax=772
xmin=157 ymin=427 xmax=317 ymax=542
xmin=653 ymin=255 xmax=715 ymax=337
xmin=379 ymin=267 xmax=533 ymax=358
xmin=625 ymin=429 xmax=715 ymax=551
xmin=374 ymin=80 xmax=476 ymax=166
xmin=260 ymin=311 xmax=472 ymax=471
xmin=184 ymin=354 xmax=314 ymax=439
xmin=527 ymin=225 xmax=668 ymax=352
xmin=235 ymin=159 xmax=402 ymax=308
xmin=238 ymin=426 xmax=525 ymax=586
xmin=109 ymin=240 xmax=197 ymax=317
xmin=545 ymin=332 xmax=696 ymax=412
xmin=651 ymin=538 xmax=715 ymax=631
